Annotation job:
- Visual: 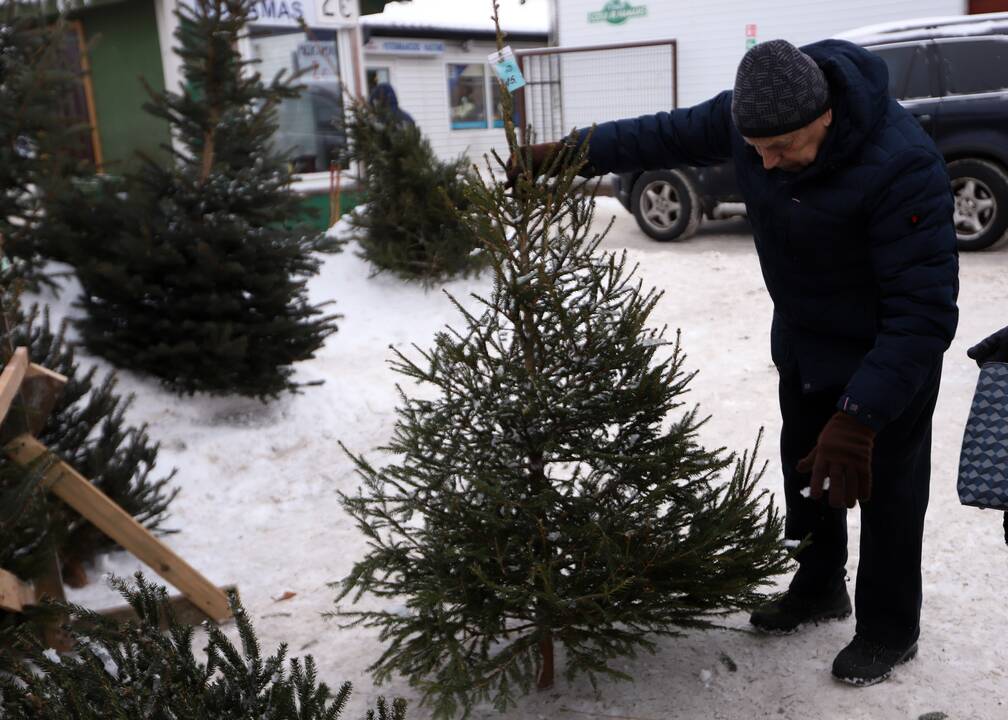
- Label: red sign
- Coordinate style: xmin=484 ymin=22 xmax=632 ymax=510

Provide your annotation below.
xmin=745 ymin=23 xmax=758 ymax=37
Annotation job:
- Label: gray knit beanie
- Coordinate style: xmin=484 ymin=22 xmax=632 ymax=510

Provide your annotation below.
xmin=732 ymin=39 xmax=830 ymax=138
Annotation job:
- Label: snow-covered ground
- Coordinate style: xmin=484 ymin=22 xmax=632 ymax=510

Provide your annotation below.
xmin=46 ymin=197 xmax=1007 ymax=719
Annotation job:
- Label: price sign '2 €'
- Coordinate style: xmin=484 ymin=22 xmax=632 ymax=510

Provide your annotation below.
xmin=314 ymin=0 xmax=357 ymax=26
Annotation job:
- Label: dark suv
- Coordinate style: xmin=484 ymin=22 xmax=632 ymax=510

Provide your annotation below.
xmin=614 ymin=13 xmax=1008 ymax=251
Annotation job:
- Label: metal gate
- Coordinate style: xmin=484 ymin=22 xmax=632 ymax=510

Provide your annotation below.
xmin=515 ymin=40 xmax=678 ymax=145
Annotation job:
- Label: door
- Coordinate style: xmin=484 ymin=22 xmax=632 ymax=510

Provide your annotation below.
xmin=932 ymin=36 xmax=1008 ymax=145
xmin=867 ymin=41 xmax=940 ymax=136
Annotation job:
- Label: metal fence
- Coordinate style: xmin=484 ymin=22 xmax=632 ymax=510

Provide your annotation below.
xmin=515 ymin=40 xmax=678 ymax=145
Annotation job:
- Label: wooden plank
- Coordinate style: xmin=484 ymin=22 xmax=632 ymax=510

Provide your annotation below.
xmin=0 ymin=568 xmax=35 ymax=612
xmin=0 ymin=347 xmax=29 ymax=428
xmin=71 ymin=20 xmax=104 ymax=172
xmin=92 ymin=585 xmax=239 ymax=630
xmin=25 ymin=363 xmax=69 ymax=386
xmin=18 ymin=373 xmax=67 ymax=437
xmin=4 ymin=435 xmax=233 ymax=623
xmin=35 ymin=547 xmax=73 ymax=651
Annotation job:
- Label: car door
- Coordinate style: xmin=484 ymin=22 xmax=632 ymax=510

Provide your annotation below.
xmin=931 ymin=35 xmax=1008 ymax=250
xmin=867 ymin=41 xmax=941 ymax=136
xmin=931 ymin=36 xmax=1008 ymax=152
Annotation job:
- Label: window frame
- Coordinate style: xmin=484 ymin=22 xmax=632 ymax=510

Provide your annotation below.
xmin=933 ymin=35 xmax=1008 ymax=99
xmin=867 ymin=40 xmax=936 ymax=102
xmin=66 ymin=20 xmax=104 ymax=170
xmin=446 ymin=61 xmax=491 ymax=131
xmin=446 ymin=60 xmax=522 ymax=132
xmin=247 ymin=24 xmax=356 ymax=180
xmin=365 ymin=66 xmax=392 ymax=95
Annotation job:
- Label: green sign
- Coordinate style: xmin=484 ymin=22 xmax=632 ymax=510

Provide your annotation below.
xmin=588 ymin=0 xmax=647 ymax=25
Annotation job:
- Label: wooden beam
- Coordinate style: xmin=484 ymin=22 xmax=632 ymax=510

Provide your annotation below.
xmin=0 ymin=360 xmax=67 ymax=444
xmin=35 ymin=547 xmax=73 ymax=651
xmin=4 ymin=435 xmax=233 ymax=623
xmin=93 ymin=585 xmax=239 ymax=630
xmin=18 ymin=371 xmax=68 ymax=438
xmin=25 ymin=363 xmax=69 ymax=386
xmin=0 ymin=568 xmax=35 ymax=612
xmin=0 ymin=347 xmax=29 ymax=427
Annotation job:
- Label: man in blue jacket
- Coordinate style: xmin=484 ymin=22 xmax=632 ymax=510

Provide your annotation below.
xmin=512 ymin=39 xmax=959 ymax=686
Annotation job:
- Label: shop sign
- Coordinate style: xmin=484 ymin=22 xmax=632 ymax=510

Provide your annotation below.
xmin=365 ymin=39 xmax=446 ymax=56
xmin=587 ymin=1 xmax=647 ymax=25
xmin=249 ymin=0 xmax=357 ymax=28
xmin=297 ymin=41 xmax=339 ymax=81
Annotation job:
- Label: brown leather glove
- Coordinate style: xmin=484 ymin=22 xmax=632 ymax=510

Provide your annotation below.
xmin=797 ymin=412 xmax=876 ymax=509
xmin=505 ymin=142 xmax=559 ymax=188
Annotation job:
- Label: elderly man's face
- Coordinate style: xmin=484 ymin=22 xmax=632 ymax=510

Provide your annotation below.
xmin=744 ymin=109 xmax=833 ymax=172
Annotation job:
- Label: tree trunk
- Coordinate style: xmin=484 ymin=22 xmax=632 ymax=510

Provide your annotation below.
xmin=537 ymin=630 xmax=554 ymax=690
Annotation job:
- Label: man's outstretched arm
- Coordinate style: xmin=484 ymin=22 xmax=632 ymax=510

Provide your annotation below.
xmin=576 ymin=90 xmax=736 ymax=176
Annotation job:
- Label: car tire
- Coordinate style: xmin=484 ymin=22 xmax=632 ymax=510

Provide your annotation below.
xmin=947 ymin=158 xmax=1008 ymax=252
xmin=630 ymin=169 xmax=702 ymax=242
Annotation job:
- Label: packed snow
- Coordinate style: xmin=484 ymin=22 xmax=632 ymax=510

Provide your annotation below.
xmin=37 ymin=197 xmax=1007 ymax=719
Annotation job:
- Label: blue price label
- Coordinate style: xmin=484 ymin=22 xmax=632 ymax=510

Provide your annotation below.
xmin=488 ymin=46 xmax=526 ymax=93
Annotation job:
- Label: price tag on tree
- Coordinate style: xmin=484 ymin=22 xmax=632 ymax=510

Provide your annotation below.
xmin=488 ymin=46 xmax=526 ymax=92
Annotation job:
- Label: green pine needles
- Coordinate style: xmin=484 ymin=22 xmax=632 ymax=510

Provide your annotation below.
xmin=0 ymin=277 xmax=176 ymax=587
xmin=67 ymin=0 xmax=338 ymax=398
xmin=347 ymin=96 xmax=489 ymax=285
xmin=0 ymin=573 xmax=407 ymax=720
xmin=0 ymin=2 xmax=89 ymax=286
xmin=333 ymin=6 xmax=789 ymax=718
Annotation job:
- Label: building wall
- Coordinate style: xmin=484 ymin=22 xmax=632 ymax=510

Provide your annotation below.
xmin=557 ymin=0 xmax=965 ymax=113
xmin=365 ymin=37 xmax=545 ymax=165
xmin=82 ymin=0 xmax=171 ymax=171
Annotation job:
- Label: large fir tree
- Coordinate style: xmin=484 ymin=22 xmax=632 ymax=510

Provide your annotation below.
xmin=0 ymin=573 xmax=408 ymax=720
xmin=67 ymin=0 xmax=338 ymax=398
xmin=0 ymin=1 xmax=89 ymax=285
xmin=334 ymin=9 xmax=790 ymax=718
xmin=347 ymin=96 xmax=488 ymax=284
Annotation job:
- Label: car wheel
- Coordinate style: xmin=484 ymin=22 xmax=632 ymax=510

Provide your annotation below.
xmin=630 ymin=170 xmax=702 ymax=242
xmin=948 ymin=158 xmax=1008 ymax=252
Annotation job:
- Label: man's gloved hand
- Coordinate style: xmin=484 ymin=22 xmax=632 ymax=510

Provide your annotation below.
xmin=797 ymin=412 xmax=876 ymax=509
xmin=966 ymin=324 xmax=1008 ymax=368
xmin=505 ymin=142 xmax=560 ymax=188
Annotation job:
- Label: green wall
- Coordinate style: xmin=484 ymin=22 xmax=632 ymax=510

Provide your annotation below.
xmin=82 ymin=1 xmax=170 ymax=171
xmin=301 ymin=190 xmax=364 ymax=230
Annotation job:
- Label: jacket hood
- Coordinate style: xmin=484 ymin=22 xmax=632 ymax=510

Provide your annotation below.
xmin=801 ymin=39 xmax=890 ymax=164
xmin=369 ymin=82 xmax=401 ymax=110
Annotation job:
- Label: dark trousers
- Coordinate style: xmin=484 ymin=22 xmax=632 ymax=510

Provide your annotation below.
xmin=779 ymin=362 xmax=941 ymax=649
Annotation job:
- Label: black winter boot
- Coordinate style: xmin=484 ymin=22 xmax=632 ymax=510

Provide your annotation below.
xmin=831 ymin=634 xmax=918 ymax=686
xmin=749 ymin=584 xmax=851 ymax=634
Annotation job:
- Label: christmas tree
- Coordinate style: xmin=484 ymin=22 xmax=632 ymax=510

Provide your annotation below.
xmin=0 ymin=274 xmax=176 ymax=587
xmin=67 ymin=0 xmax=339 ymax=398
xmin=0 ymin=573 xmax=408 ymax=720
xmin=347 ymin=93 xmax=488 ymax=284
xmin=0 ymin=2 xmax=90 ymax=286
xmin=334 ymin=7 xmax=789 ymax=718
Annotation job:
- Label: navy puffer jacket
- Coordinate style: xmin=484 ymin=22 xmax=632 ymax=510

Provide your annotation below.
xmin=578 ymin=39 xmax=958 ymax=431
xmin=369 ymin=82 xmax=415 ymax=127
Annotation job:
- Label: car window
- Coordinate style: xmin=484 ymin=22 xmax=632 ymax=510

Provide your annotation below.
xmin=937 ymin=37 xmax=1008 ymax=96
xmin=870 ymin=44 xmax=931 ymax=100
xmin=903 ymin=48 xmax=931 ymax=100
